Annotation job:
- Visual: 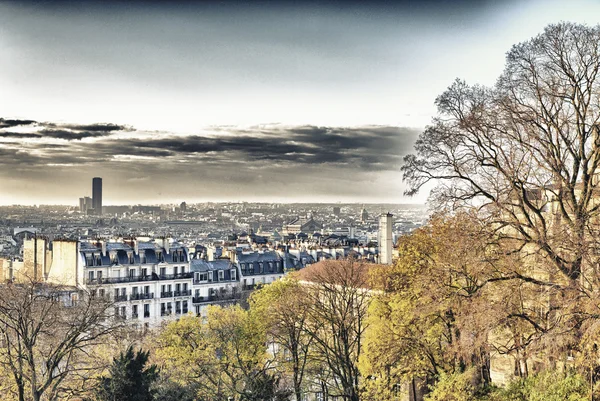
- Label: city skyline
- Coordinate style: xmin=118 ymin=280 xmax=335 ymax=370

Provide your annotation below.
xmin=2 ymin=0 xmax=600 ymax=205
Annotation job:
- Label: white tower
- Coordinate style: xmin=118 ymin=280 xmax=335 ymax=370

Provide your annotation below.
xmin=378 ymin=213 xmax=393 ymax=265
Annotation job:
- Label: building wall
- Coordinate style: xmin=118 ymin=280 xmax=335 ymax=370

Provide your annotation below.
xmin=22 ymin=238 xmax=49 ymax=281
xmin=47 ymin=240 xmax=80 ymax=287
xmin=377 ymin=214 xmax=393 ymax=265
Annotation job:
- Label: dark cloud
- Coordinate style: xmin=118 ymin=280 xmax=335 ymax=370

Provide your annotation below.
xmin=102 ymin=125 xmax=418 ymax=170
xmin=0 ymin=132 xmax=42 ymax=139
xmin=0 ymin=118 xmax=128 ymax=141
xmin=46 ymin=122 xmax=128 ymax=132
xmin=0 ymin=120 xmax=421 ymax=203
xmin=0 ymin=122 xmax=420 ymax=172
xmin=0 ymin=118 xmax=37 ymax=129
xmin=38 ymin=129 xmax=116 ymax=141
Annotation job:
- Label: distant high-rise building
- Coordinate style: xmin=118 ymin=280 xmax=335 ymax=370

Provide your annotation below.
xmin=92 ymin=177 xmax=102 ymax=215
xmin=79 ymin=197 xmax=92 ymax=213
xmin=84 ymin=197 xmax=92 ymax=214
xmin=377 ymin=213 xmax=393 ymax=265
xmin=333 ymin=206 xmax=341 ymax=216
xmin=360 ymin=208 xmax=369 ymax=222
xmin=180 ymin=201 xmax=187 ymax=213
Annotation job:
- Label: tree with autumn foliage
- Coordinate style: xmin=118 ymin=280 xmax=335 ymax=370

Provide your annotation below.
xmin=250 ymin=277 xmax=314 ymax=401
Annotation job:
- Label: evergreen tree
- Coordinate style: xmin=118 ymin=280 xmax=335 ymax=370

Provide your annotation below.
xmin=96 ymin=346 xmax=159 ymax=401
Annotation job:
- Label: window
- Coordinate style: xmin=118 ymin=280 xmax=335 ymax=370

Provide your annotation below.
xmin=120 ymin=306 xmax=126 ymax=319
xmin=231 ymin=269 xmax=237 ymax=281
xmin=183 ymin=300 xmax=188 ymax=314
xmin=240 ymin=263 xmax=246 ymax=274
xmin=160 ymin=267 xmax=166 ymax=277
xmin=249 ymin=264 xmax=254 ymax=275
xmin=179 ymin=252 xmax=184 ymax=262
xmin=129 ymin=253 xmax=134 ymax=264
xmin=89 ymin=271 xmax=94 ymax=281
xmin=86 ymin=256 xmax=93 ymax=266
xmin=268 ymin=262 xmax=274 ymax=273
xmin=175 ymin=301 xmax=181 ymax=314
xmin=144 ymin=285 xmax=150 ymax=295
xmin=141 ymin=254 xmax=146 ymax=264
xmin=129 ymin=269 xmax=135 ymax=278
xmin=95 ymin=255 xmax=102 ymax=266
xmin=144 ymin=304 xmax=150 ymax=318
xmin=132 ymin=287 xmax=139 ymax=296
xmin=218 ymin=270 xmax=224 ymax=281
xmin=99 ymin=289 xmax=105 ymax=297
xmin=258 ymin=263 xmax=263 ymax=273
xmin=120 ymin=288 xmax=126 ymax=297
xmin=174 ymin=266 xmax=179 ymax=275
xmin=161 ymin=303 xmax=166 ymax=316
xmin=183 ymin=283 xmax=188 ymax=292
xmin=90 ymin=289 xmax=97 ymax=297
xmin=97 ymin=270 xmax=103 ymax=280
xmin=114 ymin=289 xmax=119 ymax=298
xmin=141 ymin=268 xmax=147 ymax=277
xmin=132 ymin=305 xmax=138 ymax=318
xmin=172 ymin=253 xmax=177 ymax=262
xmin=161 ymin=284 xmax=166 ymax=293
xmin=175 ymin=283 xmax=181 ymax=294
xmin=181 ymin=265 xmax=185 ymax=274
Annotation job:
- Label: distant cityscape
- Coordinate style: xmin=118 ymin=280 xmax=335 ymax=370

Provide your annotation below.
xmin=0 ymin=177 xmax=427 ymax=326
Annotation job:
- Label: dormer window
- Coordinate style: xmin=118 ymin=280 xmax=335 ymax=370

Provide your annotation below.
xmin=179 ymin=252 xmax=184 ymax=262
xmin=172 ymin=253 xmax=177 ymax=262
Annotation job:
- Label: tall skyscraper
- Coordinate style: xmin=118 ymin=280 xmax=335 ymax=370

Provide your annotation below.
xmin=92 ymin=177 xmax=102 ymax=215
xmin=378 ymin=213 xmax=393 ymax=265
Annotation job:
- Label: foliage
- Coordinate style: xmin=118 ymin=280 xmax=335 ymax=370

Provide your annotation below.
xmin=154 ymin=305 xmax=287 ymax=401
xmin=95 ymin=345 xmax=159 ymax=401
xmin=484 ymin=370 xmax=589 ymax=401
xmin=425 ymin=369 xmax=478 ymax=401
xmin=250 ymin=277 xmax=313 ymax=401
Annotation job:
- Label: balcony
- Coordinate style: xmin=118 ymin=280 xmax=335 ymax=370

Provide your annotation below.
xmin=161 ymin=310 xmax=173 ymax=317
xmin=132 ymin=312 xmax=139 ymax=318
xmin=158 ymin=272 xmax=194 ymax=281
xmin=144 ymin=312 xmax=150 ymax=318
xmin=87 ymin=275 xmax=156 ymax=285
xmin=173 ymin=290 xmax=192 ymax=297
xmin=114 ymin=295 xmax=128 ymax=302
xmin=160 ymin=291 xmax=173 ymax=298
xmin=86 ymin=272 xmax=193 ymax=286
xmin=130 ymin=293 xmax=154 ymax=301
xmin=192 ymin=292 xmax=242 ymax=304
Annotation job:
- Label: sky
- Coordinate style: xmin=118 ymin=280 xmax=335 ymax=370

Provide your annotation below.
xmin=1 ymin=0 xmax=600 ymax=205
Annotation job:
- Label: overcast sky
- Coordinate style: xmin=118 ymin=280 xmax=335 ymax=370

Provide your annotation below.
xmin=1 ymin=0 xmax=600 ymax=205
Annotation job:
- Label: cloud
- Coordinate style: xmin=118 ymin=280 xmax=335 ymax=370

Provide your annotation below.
xmin=0 ymin=118 xmax=37 ymax=129
xmin=0 ymin=118 xmax=421 ymax=202
xmin=38 ymin=129 xmax=116 ymax=140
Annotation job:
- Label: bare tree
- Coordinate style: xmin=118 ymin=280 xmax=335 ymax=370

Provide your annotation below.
xmin=0 ymin=280 xmax=123 ymax=401
xmin=403 ymin=23 xmax=600 ymax=285
xmin=299 ymin=259 xmax=371 ymax=401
